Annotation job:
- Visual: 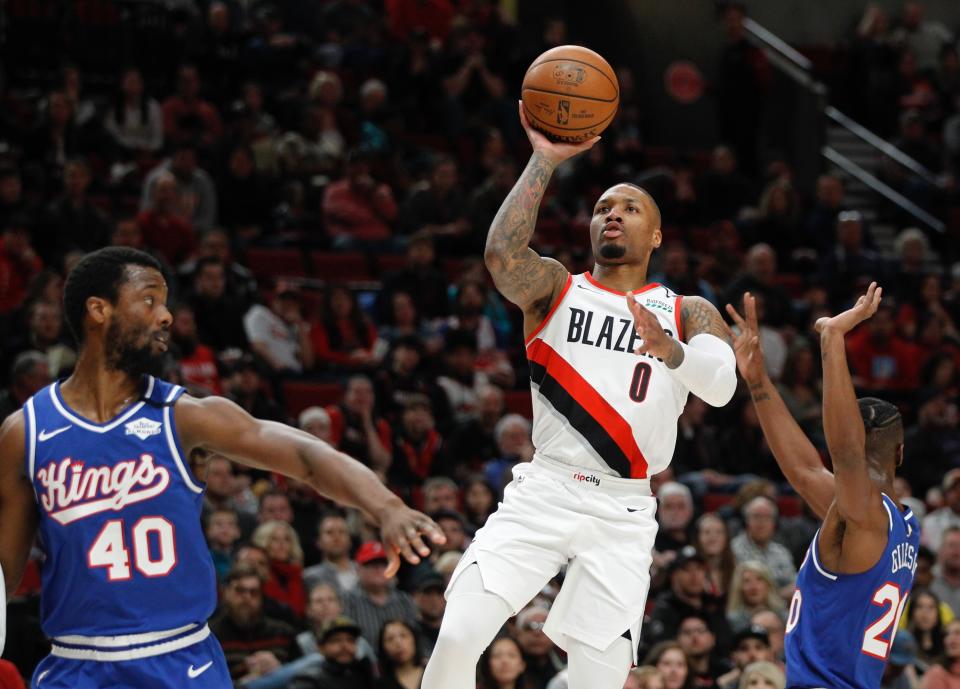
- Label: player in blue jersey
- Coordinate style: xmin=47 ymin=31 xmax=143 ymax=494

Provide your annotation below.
xmin=0 ymin=247 xmax=445 ymax=689
xmin=726 ymin=282 xmax=919 ymax=689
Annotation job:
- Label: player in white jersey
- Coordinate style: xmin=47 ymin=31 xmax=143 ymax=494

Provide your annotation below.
xmin=421 ymin=103 xmax=738 ymax=689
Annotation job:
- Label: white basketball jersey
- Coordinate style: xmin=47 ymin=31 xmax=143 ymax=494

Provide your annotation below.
xmin=526 ymin=272 xmax=689 ymax=479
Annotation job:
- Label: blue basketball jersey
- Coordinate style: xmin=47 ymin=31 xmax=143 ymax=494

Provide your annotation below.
xmin=785 ymin=493 xmax=920 ymax=689
xmin=24 ymin=376 xmax=217 ymax=638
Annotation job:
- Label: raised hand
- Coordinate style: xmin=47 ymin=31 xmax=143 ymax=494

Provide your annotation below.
xmin=378 ymin=504 xmax=447 ymax=578
xmin=725 ymin=292 xmax=766 ymax=384
xmin=519 ymin=101 xmax=600 ymax=166
xmin=626 ymin=292 xmax=681 ymax=365
xmin=815 ymin=282 xmax=882 ymax=336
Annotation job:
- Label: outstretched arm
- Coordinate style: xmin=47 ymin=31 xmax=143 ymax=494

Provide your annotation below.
xmin=727 ymin=294 xmax=835 ymax=519
xmin=815 ymin=282 xmax=886 ymax=528
xmin=484 ymin=103 xmax=597 ymax=328
xmin=0 ymin=411 xmax=39 ymax=598
xmin=175 ymin=396 xmax=445 ymax=576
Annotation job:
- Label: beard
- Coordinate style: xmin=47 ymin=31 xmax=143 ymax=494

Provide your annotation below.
xmin=598 ymin=243 xmax=627 ymax=260
xmin=105 ymin=320 xmax=166 ymax=378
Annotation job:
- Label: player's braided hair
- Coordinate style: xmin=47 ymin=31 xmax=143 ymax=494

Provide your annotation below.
xmin=858 ymin=397 xmax=903 ymax=464
xmin=858 ymin=397 xmax=901 ymax=429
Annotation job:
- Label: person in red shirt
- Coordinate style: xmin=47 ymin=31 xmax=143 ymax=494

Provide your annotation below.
xmin=170 ymin=302 xmax=223 ymax=395
xmin=846 ymin=302 xmax=921 ymax=393
xmin=0 ymin=223 xmax=42 ymax=316
xmin=136 ymin=171 xmax=197 ymax=265
xmin=322 ymin=149 xmax=397 ymax=246
xmin=312 ymin=285 xmax=378 ymax=371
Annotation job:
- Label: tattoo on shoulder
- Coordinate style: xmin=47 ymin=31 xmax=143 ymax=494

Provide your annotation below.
xmin=681 ymin=297 xmax=731 ymax=343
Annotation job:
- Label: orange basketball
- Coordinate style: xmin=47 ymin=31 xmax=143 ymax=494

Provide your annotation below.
xmin=521 ymin=45 xmax=619 ymax=143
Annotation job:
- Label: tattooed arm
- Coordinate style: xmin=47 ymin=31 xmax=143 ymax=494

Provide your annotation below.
xmin=727 ymin=294 xmax=835 ymax=518
xmin=485 ymin=103 xmax=599 ymax=333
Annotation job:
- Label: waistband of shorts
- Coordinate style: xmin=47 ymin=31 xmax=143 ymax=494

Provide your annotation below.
xmin=531 ymin=454 xmax=652 ymax=496
xmin=51 ymin=622 xmax=209 ymax=661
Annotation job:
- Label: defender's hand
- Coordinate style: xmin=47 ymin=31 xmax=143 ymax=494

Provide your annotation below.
xmin=378 ymin=504 xmax=446 ymax=578
xmin=815 ymin=282 xmax=882 ymax=336
xmin=626 ymin=292 xmax=677 ymax=361
xmin=725 ymin=292 xmax=766 ymax=385
xmin=519 ymin=101 xmax=599 ymax=166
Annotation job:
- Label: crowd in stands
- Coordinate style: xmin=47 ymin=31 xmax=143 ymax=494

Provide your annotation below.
xmin=2 ymin=0 xmax=960 ymax=688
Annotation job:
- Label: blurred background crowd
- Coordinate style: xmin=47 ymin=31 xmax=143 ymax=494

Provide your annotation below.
xmin=1 ymin=0 xmax=960 ymax=688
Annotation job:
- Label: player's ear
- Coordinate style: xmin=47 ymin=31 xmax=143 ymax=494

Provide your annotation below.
xmin=651 ymin=227 xmax=662 ymax=249
xmin=86 ymin=296 xmax=111 ymax=327
xmin=896 ymin=443 xmax=904 ymax=467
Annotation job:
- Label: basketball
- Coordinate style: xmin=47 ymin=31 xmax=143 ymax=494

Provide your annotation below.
xmin=521 ymin=45 xmax=619 ymax=143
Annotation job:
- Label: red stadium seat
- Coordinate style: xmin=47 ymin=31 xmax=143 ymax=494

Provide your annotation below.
xmin=703 ymin=493 xmax=734 ymax=513
xmin=309 ymin=251 xmax=371 ymax=282
xmin=282 ymin=381 xmax=344 ymax=417
xmin=504 ymin=389 xmax=533 ymax=419
xmin=244 ymin=248 xmax=306 ymax=280
xmin=777 ymin=495 xmax=801 ymax=518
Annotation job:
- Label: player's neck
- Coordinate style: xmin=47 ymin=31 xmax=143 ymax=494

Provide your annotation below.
xmin=590 ymin=261 xmax=653 ymax=293
xmin=61 ymin=348 xmax=143 ymax=423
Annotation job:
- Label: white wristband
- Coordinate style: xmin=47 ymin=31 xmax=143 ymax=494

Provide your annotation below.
xmin=668 ymin=333 xmax=737 ymax=407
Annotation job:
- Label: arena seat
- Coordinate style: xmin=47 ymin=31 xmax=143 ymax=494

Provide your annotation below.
xmin=282 ymin=381 xmax=344 ymax=417
xmin=244 ymin=247 xmax=306 ymax=280
xmin=309 ymin=251 xmax=372 ymax=282
xmin=504 ymin=389 xmax=533 ymax=419
xmin=703 ymin=493 xmax=734 ymax=513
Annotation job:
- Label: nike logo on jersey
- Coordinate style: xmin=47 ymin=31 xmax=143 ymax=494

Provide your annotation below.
xmin=626 ymin=507 xmax=639 ymax=512
xmin=188 ymin=661 xmax=213 ymax=678
xmin=38 ymin=425 xmax=71 ymax=442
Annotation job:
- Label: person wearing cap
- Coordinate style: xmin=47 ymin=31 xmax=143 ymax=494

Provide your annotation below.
xmin=289 ymin=615 xmax=376 ymax=689
xmin=717 ymin=626 xmax=777 ymax=689
xmin=645 ymin=546 xmax=733 ymax=658
xmin=820 ymin=208 xmax=881 ymax=311
xmin=921 ymin=469 xmax=960 ymax=552
xmin=411 ymin=568 xmax=446 ymax=657
xmin=243 ymin=282 xmax=314 ymax=374
xmin=677 ymin=613 xmax=732 ymax=689
xmin=880 ymin=629 xmax=918 ymax=689
xmin=342 ymin=541 xmax=418 ymax=647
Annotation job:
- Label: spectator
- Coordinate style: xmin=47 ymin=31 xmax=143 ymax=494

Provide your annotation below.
xmin=312 ymin=285 xmax=378 ymax=371
xmin=513 ymin=604 xmax=563 ymax=689
xmin=295 ymin=583 xmax=372 ymax=659
xmin=399 ymin=155 xmax=470 ymax=251
xmin=627 ymin=666 xmax=667 ymax=689
xmin=376 ymin=619 xmax=427 ymax=689
xmin=304 ymin=512 xmax=360 ymax=595
xmin=696 ymin=146 xmax=754 ymax=223
xmin=920 ymin=620 xmax=960 ymax=689
xmin=677 ymin=613 xmax=732 ymax=689
xmin=694 ymin=513 xmax=736 ymax=599
xmin=655 ymin=482 xmax=696 ymax=555
xmin=342 ymin=542 xmax=418 ymax=647
xmin=422 ymin=477 xmax=459 ymax=514
xmin=136 ymin=171 xmax=197 ymax=266
xmin=24 ymin=90 xmax=82 ymax=179
xmin=903 ymin=392 xmax=960 ymax=497
xmin=389 ymin=394 xmax=443 ymax=489
xmin=646 ymin=546 xmax=732 ymax=656
xmin=374 ymin=336 xmax=452 ymax=428
xmin=726 ymin=562 xmax=786 ymax=632
xmin=104 ymin=66 xmax=164 ymax=155
xmin=188 ymin=256 xmax=250 ymax=353
xmin=819 ymin=210 xmax=884 ymax=310
xmin=251 ymin=519 xmax=307 ymax=620
xmin=722 ymin=245 xmax=793 ymax=328
xmin=644 ymin=641 xmax=694 ymax=689
xmin=468 ymin=158 xmax=517 ymax=250
xmin=479 ymin=636 xmax=533 ymax=689
xmin=8 ymin=300 xmax=76 ymax=379
xmin=180 ymin=230 xmax=257 ymax=308
xmin=41 ymin=157 xmax=111 ymax=264
xmin=651 ymin=242 xmax=719 ymax=306
xmin=0 ymin=351 xmax=51 ymax=421
xmin=718 ymin=625 xmax=777 ymax=689
xmin=437 ymin=327 xmax=489 ymax=425
xmin=749 ymin=610 xmax=786 ymax=663
xmin=463 ymin=475 xmax=496 ymax=530
xmin=410 ymin=568 xmax=446 ymax=657
xmin=441 ymin=383 xmax=505 ymax=479
xmin=300 ymin=406 xmax=333 ymax=442
xmin=322 ymin=149 xmax=398 ymax=247
xmin=0 ymin=222 xmax=42 ymax=316
xmin=892 ymin=1 xmax=954 ymax=72
xmin=847 ymin=303 xmax=921 ymax=395
xmin=731 ymin=497 xmax=796 ymax=596
xmin=290 ymin=616 xmax=376 ymax=689
xmin=905 ymin=589 xmax=948 ymax=672
xmin=738 ymin=661 xmax=785 ymax=689
xmin=141 ymin=143 xmax=218 ymax=233
xmin=161 ymin=63 xmax=223 ymax=148
xmin=326 ymin=375 xmax=392 ymax=474
xmin=210 ymin=565 xmax=300 ymax=682
xmin=170 ymin=302 xmax=222 ymax=395
xmin=932 ymin=527 xmax=960 ymax=616
xmin=243 ymin=286 xmax=314 ymax=375
xmin=483 ymin=413 xmax=534 ymax=493
xmin=775 ymin=343 xmax=822 ymax=441
xmin=219 ymin=145 xmax=273 ymax=236
xmin=378 ymin=231 xmax=450 ymax=321
xmin=206 ymin=507 xmax=242 ymax=581
xmin=924 ymin=471 xmax=960 ymax=551
xmin=804 ymin=174 xmax=848 ymax=254
xmin=225 ymin=355 xmax=287 ymax=422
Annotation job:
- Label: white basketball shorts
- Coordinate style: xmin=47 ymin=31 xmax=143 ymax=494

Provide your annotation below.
xmin=446 ymin=454 xmax=658 ymax=660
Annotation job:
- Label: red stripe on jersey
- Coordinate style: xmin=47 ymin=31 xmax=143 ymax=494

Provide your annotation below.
xmin=583 ymin=272 xmax=661 ymax=297
xmin=525 ymin=273 xmax=573 ymax=346
xmin=527 ymin=339 xmax=649 ymax=478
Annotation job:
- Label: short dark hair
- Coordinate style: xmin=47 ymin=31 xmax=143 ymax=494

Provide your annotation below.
xmin=224 ymin=564 xmax=263 ymax=587
xmin=63 ymin=247 xmax=163 ymax=343
xmin=859 ymin=397 xmax=904 ymax=466
xmin=195 ymin=255 xmax=224 ymax=275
